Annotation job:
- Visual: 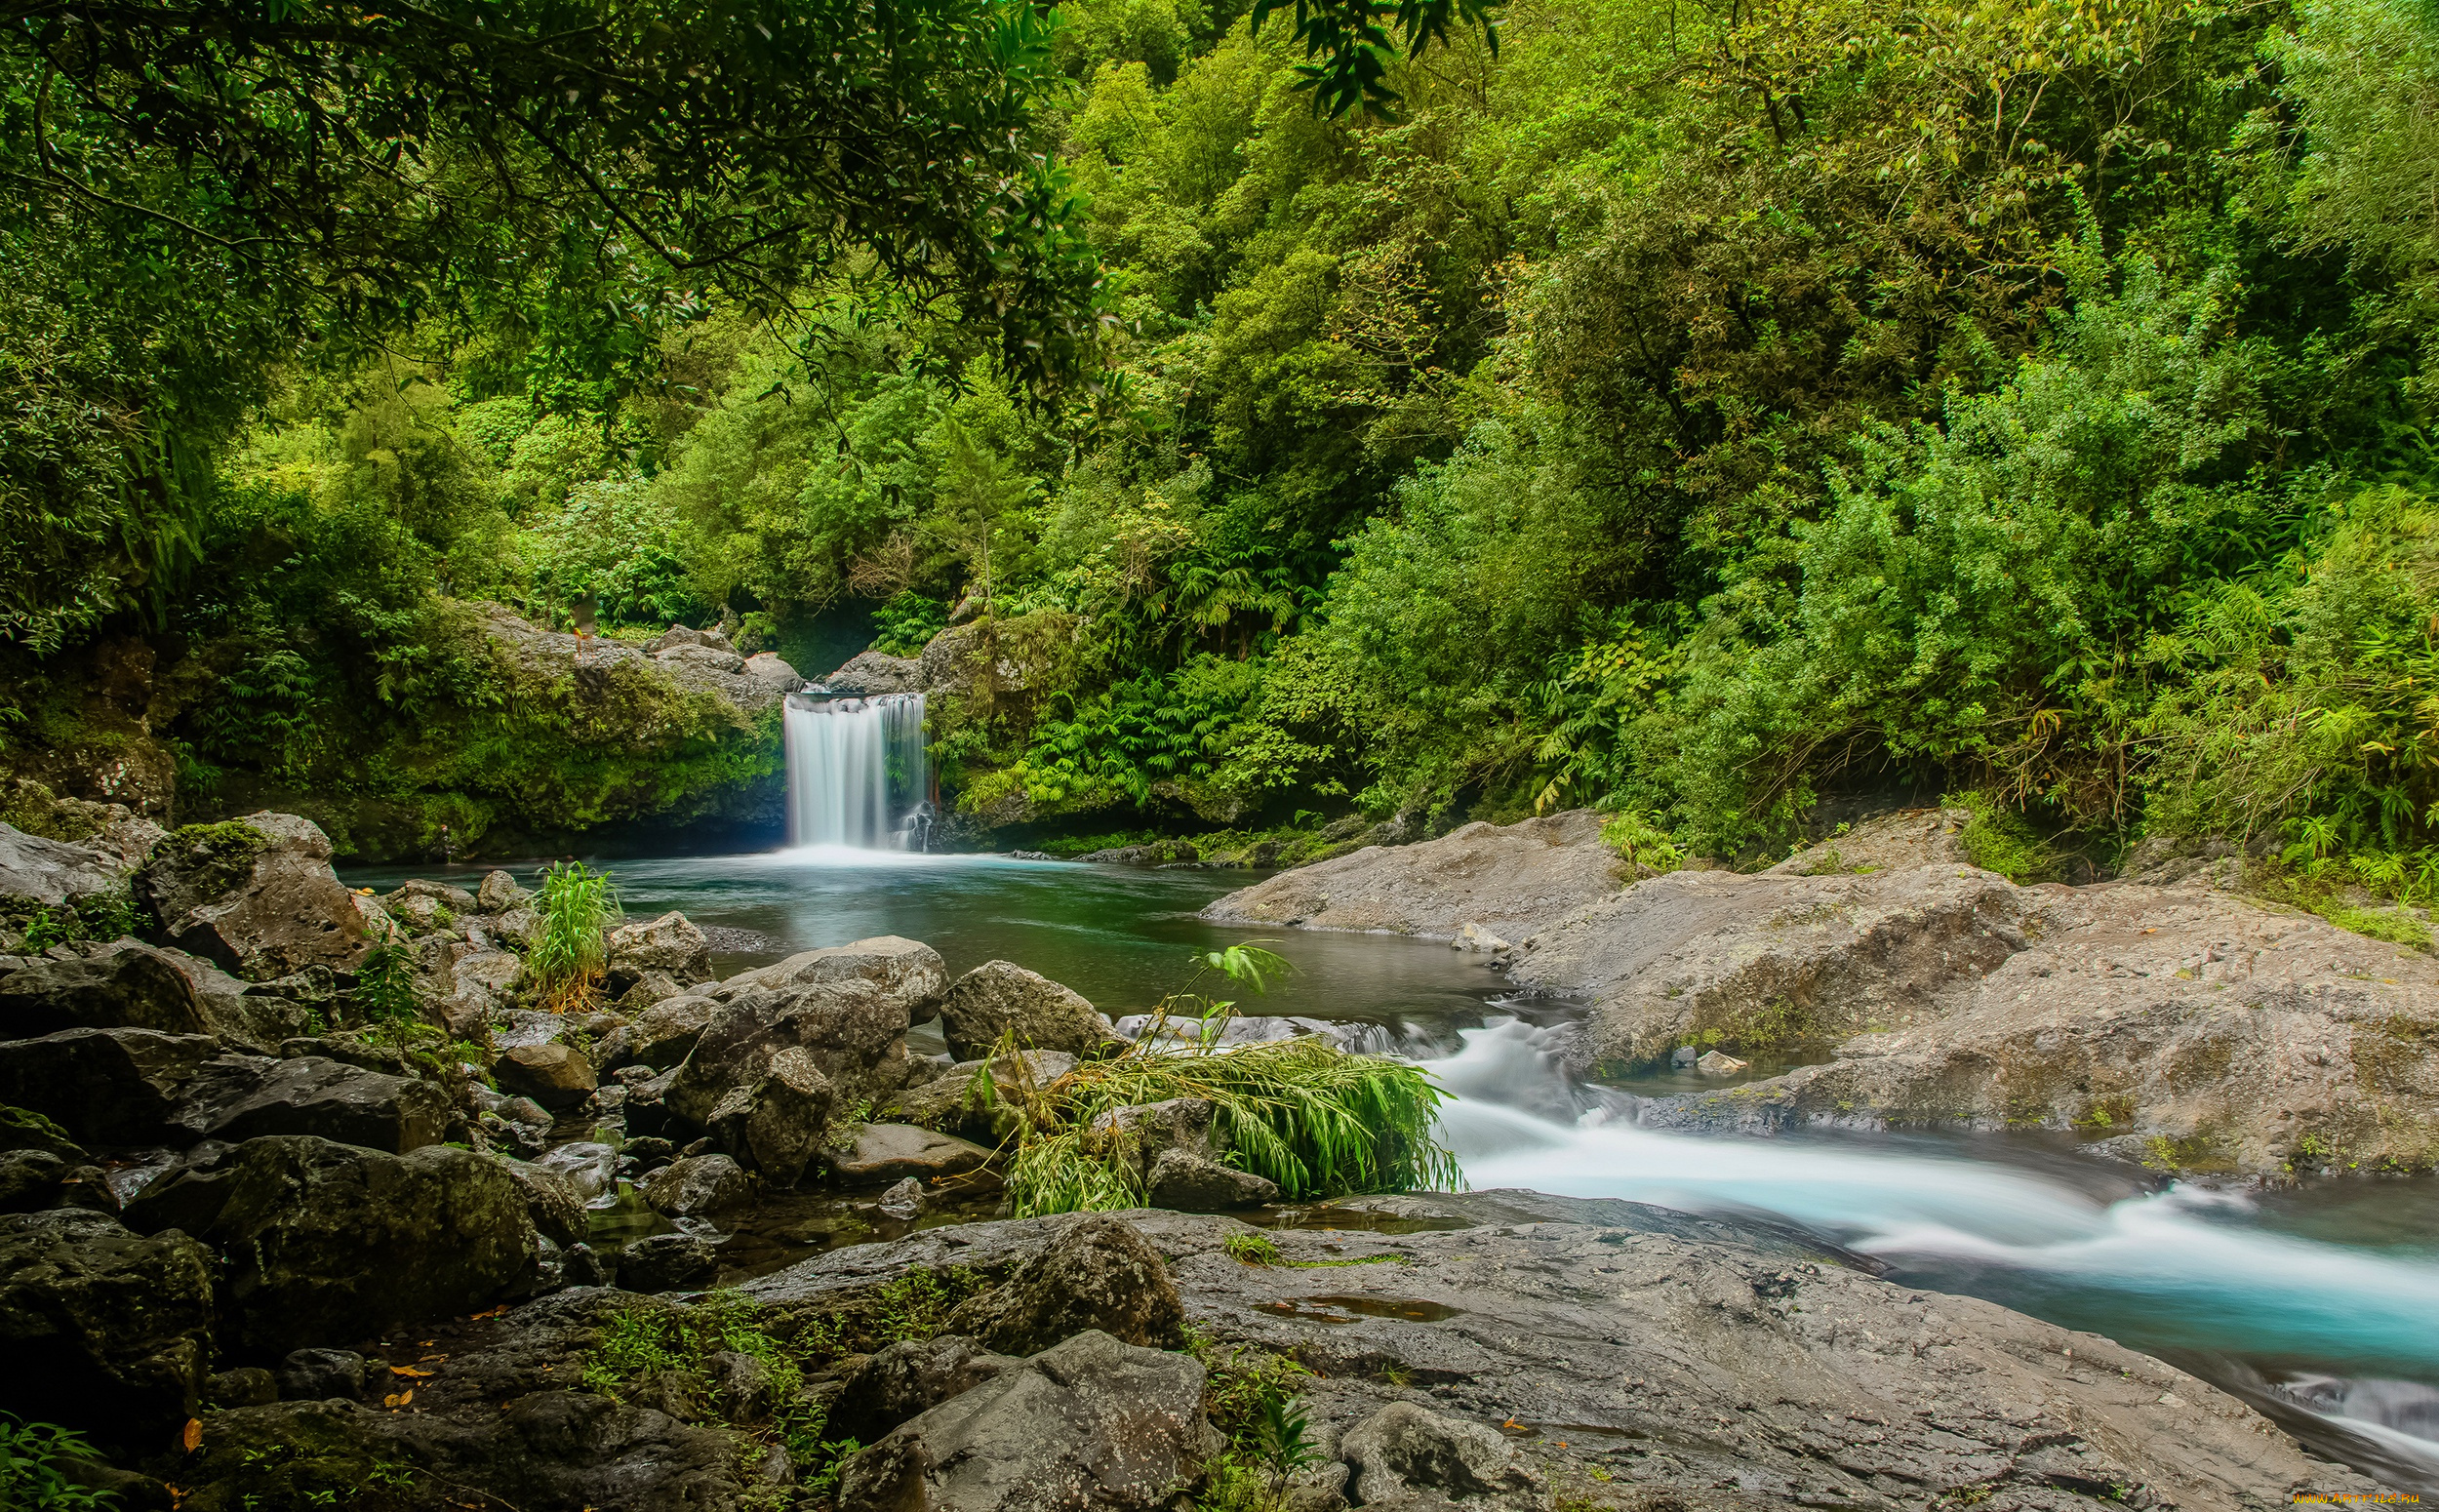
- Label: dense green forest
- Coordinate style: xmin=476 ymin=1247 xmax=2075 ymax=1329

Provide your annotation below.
xmin=5 ymin=0 xmax=2437 ymax=894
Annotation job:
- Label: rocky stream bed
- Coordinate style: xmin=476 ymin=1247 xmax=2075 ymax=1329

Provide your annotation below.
xmin=0 ymin=805 xmax=2424 ymax=1509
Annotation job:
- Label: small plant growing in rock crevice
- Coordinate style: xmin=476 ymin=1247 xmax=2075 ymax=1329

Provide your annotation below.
xmin=528 ymin=860 xmax=620 ymax=1013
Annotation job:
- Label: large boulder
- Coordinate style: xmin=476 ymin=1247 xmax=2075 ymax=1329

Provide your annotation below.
xmin=826 ymin=1122 xmax=993 ymax=1184
xmin=0 ymin=1209 xmax=216 ymax=1450
xmin=705 ymin=1044 xmax=834 ymax=1186
xmin=834 ymin=1329 xmax=1215 ymax=1512
xmin=1143 ymin=1149 xmax=1278 ymax=1212
xmin=826 ymin=1333 xmax=1020 ymax=1449
xmin=605 ymin=910 xmax=712 ymax=991
xmin=123 ymin=1134 xmax=538 ymax=1353
xmin=936 ymin=961 xmax=1114 ymax=1060
xmin=0 ymin=821 xmax=131 ymax=907
xmin=1512 ymin=859 xmax=2439 ymax=1176
xmin=136 ymin=815 xmax=372 ymax=981
xmin=598 ymin=993 xmax=717 ymax=1070
xmin=887 ymin=1050 xmax=1076 ymax=1142
xmin=1203 ymin=809 xmax=1622 ymax=941
xmin=944 ymin=1213 xmax=1185 ymax=1357
xmin=638 ymin=1152 xmax=755 ymax=1218
xmin=496 ymin=1158 xmax=589 ymax=1249
xmin=496 ymin=1041 xmax=598 ymax=1111
xmin=820 ymin=650 xmax=927 ymax=696
xmin=617 ymin=1231 xmax=720 ymax=1292
xmin=170 ymin=1054 xmax=452 ymax=1154
xmin=0 ymin=941 xmax=213 ymax=1039
xmin=0 ymin=1027 xmax=220 ymax=1146
xmin=664 ymin=937 xmax=945 ymax=1131
xmin=1339 ymin=1401 xmax=1544 ymax=1509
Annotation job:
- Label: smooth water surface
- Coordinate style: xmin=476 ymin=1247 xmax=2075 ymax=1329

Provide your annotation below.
xmin=343 ymin=846 xmax=2439 ymax=1490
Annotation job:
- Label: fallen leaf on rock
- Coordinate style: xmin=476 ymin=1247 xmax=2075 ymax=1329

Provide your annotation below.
xmin=181 ymin=1418 xmax=202 ymax=1452
xmin=389 ymin=1366 xmax=435 ymax=1377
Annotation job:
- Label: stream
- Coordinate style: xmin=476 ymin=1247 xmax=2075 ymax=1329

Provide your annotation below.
xmin=345 ymin=846 xmax=2439 ymax=1492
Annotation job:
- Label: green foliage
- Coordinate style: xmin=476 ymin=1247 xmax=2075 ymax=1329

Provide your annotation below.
xmin=13 ymin=893 xmax=139 ymax=952
xmin=529 ymin=862 xmax=620 ymax=1013
xmin=0 ymin=1416 xmax=116 ymax=1511
xmin=584 ymin=1295 xmax=852 ymax=1479
xmin=1950 ymin=792 xmax=2059 ymax=886
xmin=1224 ymin=1230 xmax=1286 ymax=1265
xmin=872 ymin=592 xmax=951 ymax=657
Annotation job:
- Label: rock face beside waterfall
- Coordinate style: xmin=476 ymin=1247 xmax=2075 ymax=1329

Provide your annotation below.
xmin=1201 ymin=808 xmax=1624 ymax=940
xmin=482 ymin=606 xmax=801 ymax=715
xmin=820 ymin=648 xmax=926 ymax=695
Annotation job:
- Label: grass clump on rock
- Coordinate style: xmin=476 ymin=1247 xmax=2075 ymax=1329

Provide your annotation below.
xmin=998 ymin=947 xmax=1460 ymax=1216
xmin=528 ymin=860 xmax=620 ymax=1012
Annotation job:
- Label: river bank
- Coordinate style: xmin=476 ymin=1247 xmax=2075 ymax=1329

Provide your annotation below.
xmin=3 ymin=809 xmax=2436 ymax=1506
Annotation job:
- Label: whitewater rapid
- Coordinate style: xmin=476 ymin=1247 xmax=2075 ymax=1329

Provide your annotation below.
xmin=1417 ymin=1017 xmax=2439 ymax=1487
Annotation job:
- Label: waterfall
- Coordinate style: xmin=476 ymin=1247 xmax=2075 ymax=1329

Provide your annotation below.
xmin=782 ymin=692 xmax=931 ymax=849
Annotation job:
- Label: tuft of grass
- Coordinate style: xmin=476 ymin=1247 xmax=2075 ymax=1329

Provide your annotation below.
xmin=2327 ymin=905 xmax=2432 ymax=951
xmin=1225 ymin=1231 xmax=1284 ymax=1266
xmin=1003 ymin=1034 xmax=1459 ymax=1216
xmin=528 ymin=860 xmax=620 ymax=1013
xmin=998 ymin=946 xmax=1459 ymax=1216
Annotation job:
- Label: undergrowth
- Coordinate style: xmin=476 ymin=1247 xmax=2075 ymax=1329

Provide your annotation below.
xmin=0 ymin=1415 xmax=115 ymax=1511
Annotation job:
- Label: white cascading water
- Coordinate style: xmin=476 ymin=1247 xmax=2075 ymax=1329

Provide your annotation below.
xmin=782 ymin=692 xmax=929 ymax=849
xmin=1418 ymin=1015 xmax=2439 ymax=1490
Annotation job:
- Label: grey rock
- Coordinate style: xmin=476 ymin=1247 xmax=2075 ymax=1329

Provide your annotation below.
xmin=0 ymin=1027 xmax=221 ymax=1146
xmin=171 ymin=1053 xmax=453 ymax=1153
xmin=1203 ymin=809 xmax=1620 ymax=941
xmin=0 ymin=1209 xmax=215 ymax=1450
xmin=936 ymin=960 xmax=1114 ymax=1060
xmin=534 ymin=1140 xmax=620 ymax=1206
xmin=758 ymin=1203 xmax=2382 ymax=1510
xmin=945 ymin=1213 xmax=1185 ymax=1357
xmin=619 ymin=1231 xmax=718 ymax=1292
xmin=475 ymin=869 xmax=526 ymax=913
xmin=0 ymin=942 xmax=213 ymax=1040
xmin=639 ymin=1152 xmax=754 ymax=1217
xmin=0 ymin=1147 xmax=119 ymax=1214
xmin=821 ymin=649 xmax=926 ymax=696
xmin=209 ymin=1366 xmax=280 ymax=1409
xmin=137 ymin=813 xmax=373 ymax=981
xmin=599 ymin=993 xmax=717 ymax=1070
xmin=1694 ymin=1049 xmax=1748 ymax=1076
xmin=1143 ymin=1148 xmax=1279 ymax=1212
xmin=497 ymin=1040 xmax=597 ymax=1110
xmin=122 ymin=1134 xmax=537 ymax=1353
xmin=1522 ymin=861 xmax=2439 ymax=1177
xmin=277 ymin=1348 xmax=366 ymax=1401
xmin=0 ymin=821 xmax=132 ymax=906
xmin=706 ymin=1044 xmax=834 ymax=1187
xmin=1339 ymin=1401 xmax=1544 ymax=1509
xmin=834 ymin=1329 xmax=1215 ymax=1512
xmin=498 ymin=1157 xmax=589 ymax=1248
xmin=828 ymin=1122 xmax=992 ymax=1184
xmin=1087 ymin=1097 xmax=1218 ymax=1172
xmin=1764 ymin=805 xmax=1974 ymax=878
xmin=614 ymin=970 xmax=687 ymax=1012
xmin=606 ymin=909 xmax=712 ymax=990
xmin=666 ymin=937 xmax=943 ymax=1130
xmin=878 ymin=1175 xmax=926 ymax=1218
xmin=887 ymin=1051 xmax=1075 ymax=1141
xmin=827 ymin=1333 xmax=1020 ymax=1449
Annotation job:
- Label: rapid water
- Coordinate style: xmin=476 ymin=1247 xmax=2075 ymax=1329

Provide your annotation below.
xmin=1424 ymin=1016 xmax=2439 ymax=1492
xmin=338 ymin=848 xmax=2439 ymax=1491
xmin=781 ymin=692 xmax=928 ymax=848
